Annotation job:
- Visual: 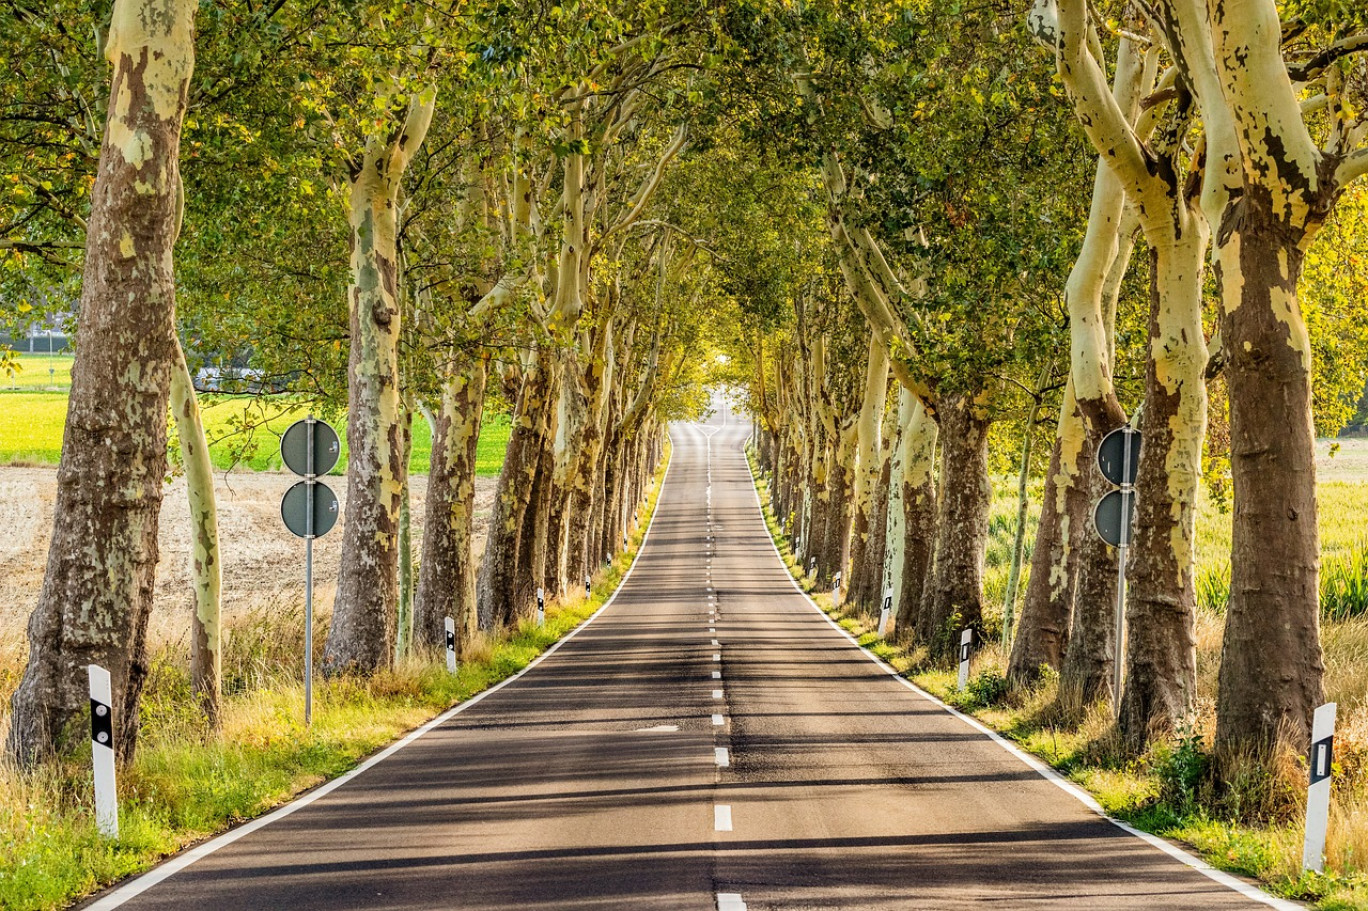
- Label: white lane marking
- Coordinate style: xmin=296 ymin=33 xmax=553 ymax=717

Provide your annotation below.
xmin=713 ymin=654 xmax=721 ymax=662
xmin=714 ymin=805 xmax=733 ymax=831
xmin=718 ymin=893 xmax=747 ymax=911
xmin=709 ymin=627 xmax=715 ymax=633
xmin=739 ymin=438 xmax=1300 ymax=911
xmin=715 ymin=747 xmax=730 ymax=767
xmin=712 ymin=689 xmax=723 ymax=699
xmin=635 ymin=725 xmax=679 ymax=732
xmin=712 ymin=714 xmax=725 ymax=726
xmin=87 ymin=441 xmax=685 ymax=911
xmin=711 ymin=639 xmax=719 ymax=646
xmin=712 ymin=671 xmax=721 ymax=679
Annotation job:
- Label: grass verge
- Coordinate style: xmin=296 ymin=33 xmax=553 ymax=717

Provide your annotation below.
xmin=0 ymin=442 xmax=670 ymax=911
xmin=744 ymin=444 xmax=1368 ymax=910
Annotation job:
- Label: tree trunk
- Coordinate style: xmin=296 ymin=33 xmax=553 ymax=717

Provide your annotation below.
xmin=847 ymin=338 xmax=889 ymax=608
xmin=7 ymin=0 xmax=196 ymax=765
xmin=821 ymin=436 xmax=852 ymax=588
xmin=396 ymin=408 xmax=414 ymax=660
xmin=923 ymin=394 xmax=992 ymax=656
xmin=478 ymin=354 xmax=553 ymax=629
xmin=1062 ymin=456 xmax=1122 ymax=702
xmin=1001 ymin=367 xmax=1049 ymax=643
xmin=326 ymin=167 xmax=410 ymax=669
xmin=1215 ymin=212 xmax=1324 ymax=755
xmin=1009 ymin=387 xmax=1081 ymax=683
xmin=1119 ymin=238 xmax=1207 ymax=744
xmin=171 ymin=340 xmax=221 ymax=728
xmin=416 ymin=358 xmax=487 ymax=652
xmin=891 ymin=392 xmax=937 ymax=636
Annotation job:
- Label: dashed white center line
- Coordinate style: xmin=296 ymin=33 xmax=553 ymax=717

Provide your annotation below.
xmin=712 ymin=689 xmax=723 ymax=699
xmin=712 ymin=713 xmax=724 ymax=725
xmin=713 ymin=654 xmax=721 ymax=662
xmin=712 ymin=670 xmax=721 ymax=679
xmin=717 ymin=893 xmax=747 ymax=911
xmin=714 ymin=805 xmax=733 ymax=831
xmin=715 ymin=747 xmax=730 ymax=768
xmin=711 ymin=639 xmax=719 ymax=646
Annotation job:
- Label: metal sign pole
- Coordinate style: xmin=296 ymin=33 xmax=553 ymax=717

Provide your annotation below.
xmin=305 ymin=414 xmax=315 ymax=728
xmin=1113 ymin=429 xmax=1132 ymax=717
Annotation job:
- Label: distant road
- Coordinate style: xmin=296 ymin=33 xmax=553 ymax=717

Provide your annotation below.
xmin=86 ymin=405 xmax=1287 ymax=910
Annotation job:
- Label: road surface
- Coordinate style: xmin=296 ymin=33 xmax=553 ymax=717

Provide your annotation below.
xmin=87 ymin=405 xmax=1287 ymax=910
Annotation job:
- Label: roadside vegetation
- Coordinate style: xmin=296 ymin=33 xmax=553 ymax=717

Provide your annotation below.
xmin=0 ymin=449 xmax=669 ymax=911
xmin=750 ymin=448 xmax=1368 ymax=909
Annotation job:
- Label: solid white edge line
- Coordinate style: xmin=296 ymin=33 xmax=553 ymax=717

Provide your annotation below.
xmin=86 ymin=436 xmax=680 ymax=911
xmin=738 ymin=433 xmax=1302 ymax=911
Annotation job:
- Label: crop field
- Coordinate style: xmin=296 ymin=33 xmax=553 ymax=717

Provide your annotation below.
xmin=0 ymin=358 xmax=510 ymax=476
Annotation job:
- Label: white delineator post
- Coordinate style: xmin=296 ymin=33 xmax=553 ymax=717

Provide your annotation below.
xmin=1303 ymin=702 xmax=1338 ymax=873
xmin=88 ymin=664 xmax=118 ymax=838
xmin=444 ymin=617 xmax=457 ymax=674
xmin=957 ymin=629 xmax=973 ymax=692
xmin=536 ymin=587 xmax=546 ymax=627
xmin=832 ymin=571 xmax=842 ymax=607
xmin=878 ymin=588 xmax=893 ymax=639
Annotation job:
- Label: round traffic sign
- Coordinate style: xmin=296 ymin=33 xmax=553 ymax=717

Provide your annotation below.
xmin=1093 ymin=488 xmax=1136 ymax=548
xmin=281 ymin=419 xmax=341 ymax=477
xmin=281 ymin=480 xmax=340 ymax=538
xmin=1097 ymin=426 xmax=1141 ymax=487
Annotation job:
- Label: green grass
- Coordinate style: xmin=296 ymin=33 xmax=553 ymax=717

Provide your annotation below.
xmin=0 ymin=390 xmax=511 ymax=476
xmin=1 ymin=353 xmax=73 ymax=390
xmin=0 ymin=443 xmax=671 ymax=911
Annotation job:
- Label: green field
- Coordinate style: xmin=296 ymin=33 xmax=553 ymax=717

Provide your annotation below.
xmin=0 ymin=380 xmax=510 ymax=476
xmin=2 ymin=352 xmax=73 ymax=391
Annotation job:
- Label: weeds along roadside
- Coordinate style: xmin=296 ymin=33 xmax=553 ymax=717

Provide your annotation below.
xmin=745 ymin=444 xmax=1368 ymax=911
xmin=0 ymin=442 xmax=671 ymax=911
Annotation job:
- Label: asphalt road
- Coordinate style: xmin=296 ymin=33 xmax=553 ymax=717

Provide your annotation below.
xmin=87 ymin=405 xmax=1289 ymax=910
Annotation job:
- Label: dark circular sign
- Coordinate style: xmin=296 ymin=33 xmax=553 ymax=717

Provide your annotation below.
xmin=281 ymin=480 xmax=340 ymax=538
xmin=1093 ymin=488 xmax=1136 ymax=548
xmin=281 ymin=419 xmax=341 ymax=477
xmin=1097 ymin=426 xmax=1141 ymax=487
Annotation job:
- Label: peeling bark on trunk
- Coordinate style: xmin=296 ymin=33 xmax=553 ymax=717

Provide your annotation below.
xmin=8 ymin=0 xmax=196 ymax=765
xmin=847 ymin=339 xmax=889 ymax=609
xmin=1215 ymin=210 xmax=1324 ymax=754
xmin=171 ymin=340 xmax=220 ymax=729
xmin=923 ymin=394 xmax=991 ymax=656
xmin=325 ymin=90 xmax=434 ymax=675
xmin=893 ymin=394 xmax=937 ymax=636
xmin=478 ymin=355 xmax=554 ymax=630
xmin=416 ymin=358 xmax=487 ymax=652
xmin=1062 ymin=458 xmax=1122 ymax=702
xmin=821 ymin=436 xmax=853 ymax=588
xmin=1119 ymin=239 xmax=1207 ymax=743
xmin=1010 ymin=387 xmax=1082 ymax=682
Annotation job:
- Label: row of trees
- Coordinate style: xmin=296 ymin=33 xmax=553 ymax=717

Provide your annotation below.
xmin=1 ymin=0 xmax=722 ymax=764
xmin=726 ymin=0 xmax=1368 ymax=763
xmin=2 ymin=0 xmax=1366 ymax=771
